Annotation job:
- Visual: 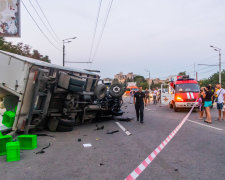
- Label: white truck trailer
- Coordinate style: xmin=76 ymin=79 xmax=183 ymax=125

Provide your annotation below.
xmin=0 ymin=50 xmax=125 ymax=134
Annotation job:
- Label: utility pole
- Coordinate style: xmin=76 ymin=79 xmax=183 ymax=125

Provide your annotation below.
xmin=194 ymin=63 xmax=196 ymax=79
xmin=145 ymin=69 xmax=151 ymax=90
xmin=219 ymin=50 xmax=222 ymax=84
xmin=62 ymin=37 xmax=77 ymax=67
xmin=63 ymin=43 xmax=65 ymax=66
xmin=210 ymin=45 xmax=222 ymax=84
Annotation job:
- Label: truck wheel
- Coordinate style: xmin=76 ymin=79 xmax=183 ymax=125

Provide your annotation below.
xmin=94 ymin=84 xmax=107 ymax=99
xmin=47 ymin=117 xmax=59 ymax=132
xmin=109 ymin=84 xmax=125 ymax=97
xmin=58 ymin=118 xmax=75 ymax=127
xmin=56 ymin=125 xmax=73 ymax=132
xmin=173 ymin=105 xmax=178 ymax=112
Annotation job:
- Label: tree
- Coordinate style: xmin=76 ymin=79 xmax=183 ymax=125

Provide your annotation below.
xmin=134 ymin=76 xmax=146 ymax=86
xmin=199 ymin=70 xmax=225 ymax=87
xmin=0 ymin=37 xmax=51 ymax=63
xmin=178 ymin=71 xmax=186 ymax=76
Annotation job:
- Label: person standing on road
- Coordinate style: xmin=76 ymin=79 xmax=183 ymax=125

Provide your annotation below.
xmin=215 ymin=84 xmax=225 ymax=121
xmin=203 ymin=86 xmax=214 ymax=124
xmin=209 ymin=84 xmax=215 ymax=108
xmin=144 ymin=88 xmax=150 ymax=106
xmin=130 ymin=90 xmax=134 ymax=104
xmin=198 ymin=93 xmax=204 ymax=119
xmin=153 ymin=88 xmax=158 ymax=104
xmin=134 ymin=87 xmax=145 ymax=123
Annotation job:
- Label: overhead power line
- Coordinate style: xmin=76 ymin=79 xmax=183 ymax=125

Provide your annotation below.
xmin=88 ymin=0 xmax=103 ymax=62
xmin=35 ymin=0 xmax=61 ymax=41
xmin=21 ymin=0 xmax=61 ymax=51
xmin=28 ymin=0 xmax=59 ymax=44
xmin=91 ymin=0 xmax=114 ymax=62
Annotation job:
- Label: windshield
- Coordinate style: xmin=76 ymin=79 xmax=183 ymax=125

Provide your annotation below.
xmin=132 ymin=88 xmax=139 ymax=92
xmin=175 ymin=83 xmax=200 ymax=92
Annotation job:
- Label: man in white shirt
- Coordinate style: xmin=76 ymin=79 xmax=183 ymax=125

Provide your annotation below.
xmin=153 ymin=88 xmax=158 ymax=104
xmin=215 ymin=84 xmax=225 ymax=121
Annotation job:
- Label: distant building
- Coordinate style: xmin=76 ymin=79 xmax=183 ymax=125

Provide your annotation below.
xmin=114 ymin=72 xmax=130 ymax=83
xmin=146 ymin=78 xmax=167 ymax=85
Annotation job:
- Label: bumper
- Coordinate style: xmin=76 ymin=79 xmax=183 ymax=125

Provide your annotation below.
xmin=175 ymin=102 xmax=198 ymax=108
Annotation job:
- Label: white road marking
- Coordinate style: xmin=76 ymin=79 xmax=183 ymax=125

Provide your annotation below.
xmin=145 ymin=108 xmax=152 ymax=111
xmin=188 ymin=119 xmax=223 ymax=131
xmin=115 ymin=122 xmax=132 ymax=136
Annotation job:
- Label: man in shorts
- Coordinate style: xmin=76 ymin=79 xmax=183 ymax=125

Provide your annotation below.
xmin=144 ymin=88 xmax=150 ymax=106
xmin=215 ymin=83 xmax=225 ymax=121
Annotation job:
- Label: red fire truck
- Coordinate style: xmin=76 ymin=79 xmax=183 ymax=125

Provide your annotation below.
xmin=169 ymin=75 xmax=200 ymax=112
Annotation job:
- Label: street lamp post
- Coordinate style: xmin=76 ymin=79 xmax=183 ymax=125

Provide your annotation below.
xmin=63 ymin=37 xmax=77 ymax=66
xmin=210 ymin=45 xmax=222 ymax=84
xmin=145 ymin=69 xmax=151 ymax=90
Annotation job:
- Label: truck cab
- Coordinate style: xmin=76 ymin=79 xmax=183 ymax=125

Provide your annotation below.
xmin=170 ymin=75 xmax=200 ymax=111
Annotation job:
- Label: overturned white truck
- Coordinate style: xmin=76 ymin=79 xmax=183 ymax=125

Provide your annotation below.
xmin=0 ymin=50 xmax=125 ymax=134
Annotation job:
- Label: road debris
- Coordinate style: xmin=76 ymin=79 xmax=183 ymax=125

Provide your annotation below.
xmin=95 ymin=125 xmax=104 ymax=131
xmin=98 ymin=163 xmax=104 ymax=167
xmin=36 ymin=134 xmax=55 ymax=138
xmin=106 ymin=130 xmax=119 ymax=134
xmin=77 ymin=138 xmax=82 ymax=142
xmin=35 ymin=143 xmax=51 ymax=154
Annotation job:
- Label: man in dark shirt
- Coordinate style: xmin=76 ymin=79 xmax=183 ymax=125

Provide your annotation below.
xmin=133 ymin=87 xmax=145 ymax=123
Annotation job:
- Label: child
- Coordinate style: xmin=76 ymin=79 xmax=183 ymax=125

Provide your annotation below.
xmin=198 ymin=93 xmax=203 ymax=119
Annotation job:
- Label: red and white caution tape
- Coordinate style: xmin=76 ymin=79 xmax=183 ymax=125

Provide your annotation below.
xmin=125 ymin=104 xmax=196 ymax=180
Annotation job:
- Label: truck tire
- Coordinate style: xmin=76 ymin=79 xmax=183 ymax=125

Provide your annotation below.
xmin=68 ymin=85 xmax=84 ymax=92
xmin=58 ymin=118 xmax=75 ymax=127
xmin=56 ymin=125 xmax=73 ymax=132
xmin=173 ymin=105 xmax=178 ymax=112
xmin=70 ymin=77 xmax=86 ymax=87
xmin=94 ymin=84 xmax=107 ymax=99
xmin=109 ymin=84 xmax=125 ymax=97
xmin=47 ymin=117 xmax=59 ymax=132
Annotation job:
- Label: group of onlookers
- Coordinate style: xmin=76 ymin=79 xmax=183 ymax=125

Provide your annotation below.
xmin=130 ymin=88 xmax=161 ymax=106
xmin=198 ymin=83 xmax=225 ymax=124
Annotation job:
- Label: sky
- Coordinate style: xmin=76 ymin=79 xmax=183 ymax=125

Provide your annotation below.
xmin=5 ymin=0 xmax=225 ymax=80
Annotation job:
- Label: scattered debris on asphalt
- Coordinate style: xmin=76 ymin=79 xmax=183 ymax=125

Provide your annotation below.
xmin=98 ymin=163 xmax=104 ymax=167
xmin=174 ymin=169 xmax=178 ymax=172
xmin=106 ymin=130 xmax=119 ymax=134
xmin=117 ymin=117 xmax=134 ymax=122
xmin=36 ymin=134 xmax=55 ymax=138
xmin=96 ymin=138 xmax=100 ymax=141
xmin=95 ymin=125 xmax=104 ymax=131
xmin=77 ymin=138 xmax=82 ymax=142
xmin=36 ymin=143 xmax=51 ymax=154
xmin=83 ymin=144 xmax=92 ymax=148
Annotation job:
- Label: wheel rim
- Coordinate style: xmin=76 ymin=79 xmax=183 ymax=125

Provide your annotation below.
xmin=113 ymin=86 xmax=120 ymax=93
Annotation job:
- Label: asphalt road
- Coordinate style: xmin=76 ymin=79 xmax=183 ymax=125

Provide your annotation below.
xmin=1 ymin=98 xmax=225 ymax=180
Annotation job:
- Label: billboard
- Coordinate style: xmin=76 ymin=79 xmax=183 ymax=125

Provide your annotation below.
xmin=0 ymin=0 xmax=20 ymax=37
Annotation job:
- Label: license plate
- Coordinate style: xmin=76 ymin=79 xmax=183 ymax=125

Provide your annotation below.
xmin=187 ymin=103 xmax=194 ymax=106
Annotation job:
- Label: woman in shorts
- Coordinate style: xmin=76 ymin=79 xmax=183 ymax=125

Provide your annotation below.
xmin=203 ymin=86 xmax=213 ymax=124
